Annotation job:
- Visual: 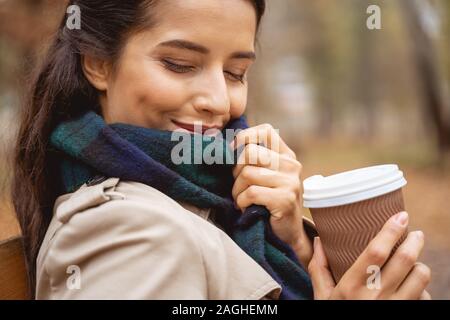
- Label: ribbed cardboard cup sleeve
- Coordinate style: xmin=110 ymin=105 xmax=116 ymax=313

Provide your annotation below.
xmin=309 ymin=188 xmax=407 ymax=283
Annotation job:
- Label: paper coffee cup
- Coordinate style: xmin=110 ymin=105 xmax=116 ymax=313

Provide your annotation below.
xmin=303 ymin=164 xmax=407 ymax=283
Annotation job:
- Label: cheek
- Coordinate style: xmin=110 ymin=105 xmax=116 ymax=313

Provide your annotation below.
xmin=229 ymin=89 xmax=247 ymax=119
xmin=110 ymin=62 xmax=187 ymax=120
xmin=133 ymin=79 xmax=181 ymax=113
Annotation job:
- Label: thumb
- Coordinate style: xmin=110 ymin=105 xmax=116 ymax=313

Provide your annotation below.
xmin=308 ymin=237 xmax=336 ymax=300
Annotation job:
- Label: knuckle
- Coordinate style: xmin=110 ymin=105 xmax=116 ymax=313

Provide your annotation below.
xmin=286 ymin=190 xmax=297 ymax=204
xmin=246 ymin=185 xmax=258 ymax=199
xmin=241 ymin=166 xmax=252 ymax=180
xmin=245 ymin=144 xmax=258 ymax=161
xmin=414 ymin=263 xmax=431 ymax=286
xmin=235 ymin=192 xmax=244 ymax=206
xmin=396 ymin=248 xmax=417 ymax=265
xmin=366 ymin=244 xmax=389 ymax=264
xmin=243 ymin=143 xmax=252 ymax=155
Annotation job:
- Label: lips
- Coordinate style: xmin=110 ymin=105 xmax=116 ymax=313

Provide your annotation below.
xmin=172 ymin=120 xmax=221 ymax=135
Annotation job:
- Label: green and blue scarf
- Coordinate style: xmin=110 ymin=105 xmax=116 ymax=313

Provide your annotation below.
xmin=50 ymin=111 xmax=313 ymax=299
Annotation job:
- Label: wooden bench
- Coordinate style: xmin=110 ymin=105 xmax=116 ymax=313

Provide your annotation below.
xmin=0 ymin=236 xmax=30 ymax=299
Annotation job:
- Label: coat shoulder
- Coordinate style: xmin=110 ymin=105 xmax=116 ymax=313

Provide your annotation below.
xmin=37 ymin=177 xmax=282 ymax=300
xmin=54 ymin=177 xmax=192 ymax=226
xmin=36 ymin=178 xmax=209 ymax=299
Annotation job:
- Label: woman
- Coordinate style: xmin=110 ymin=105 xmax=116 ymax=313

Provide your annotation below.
xmin=13 ymin=0 xmax=431 ymax=299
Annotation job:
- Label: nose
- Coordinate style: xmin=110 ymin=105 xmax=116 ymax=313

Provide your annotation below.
xmin=192 ymin=67 xmax=231 ymax=116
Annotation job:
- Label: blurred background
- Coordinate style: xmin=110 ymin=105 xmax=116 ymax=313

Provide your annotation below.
xmin=0 ymin=0 xmax=449 ymax=298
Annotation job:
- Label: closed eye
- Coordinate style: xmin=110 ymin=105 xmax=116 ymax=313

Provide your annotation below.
xmin=162 ymin=59 xmax=194 ymax=73
xmin=162 ymin=59 xmax=246 ymax=84
xmin=225 ymin=71 xmax=246 ymax=83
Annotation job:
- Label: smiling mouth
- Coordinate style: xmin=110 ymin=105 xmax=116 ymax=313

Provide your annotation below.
xmin=171 ymin=120 xmax=221 ymax=135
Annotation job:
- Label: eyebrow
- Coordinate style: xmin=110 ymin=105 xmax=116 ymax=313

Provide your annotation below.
xmin=156 ymin=39 xmax=256 ymax=61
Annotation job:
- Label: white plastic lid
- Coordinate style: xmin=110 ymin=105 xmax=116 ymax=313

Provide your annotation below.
xmin=302 ymin=164 xmax=407 ymax=208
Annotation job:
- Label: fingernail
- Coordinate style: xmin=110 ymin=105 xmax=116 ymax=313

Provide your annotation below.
xmin=415 ymin=230 xmax=424 ymax=239
xmin=395 ymin=211 xmax=409 ymax=226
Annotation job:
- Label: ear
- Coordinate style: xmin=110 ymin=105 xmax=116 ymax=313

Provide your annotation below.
xmin=81 ymin=55 xmax=111 ymax=91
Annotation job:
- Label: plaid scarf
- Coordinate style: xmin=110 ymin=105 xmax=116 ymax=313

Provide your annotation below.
xmin=50 ymin=111 xmax=313 ymax=299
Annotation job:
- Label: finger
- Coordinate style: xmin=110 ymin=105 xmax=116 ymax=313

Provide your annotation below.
xmin=231 ymin=124 xmax=296 ymax=159
xmin=235 ymin=185 xmax=295 ymax=217
xmin=394 ymin=263 xmax=431 ymax=300
xmin=308 ymin=237 xmax=336 ymax=300
xmin=381 ymin=230 xmax=425 ymax=292
xmin=231 ymin=165 xmax=284 ymax=200
xmin=235 ymin=185 xmax=271 ymax=213
xmin=233 ymin=144 xmax=280 ymax=178
xmin=349 ymin=211 xmax=409 ymax=282
xmin=232 ymin=143 xmax=301 ymax=178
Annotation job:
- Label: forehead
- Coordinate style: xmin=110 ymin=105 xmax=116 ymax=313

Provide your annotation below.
xmin=145 ymin=0 xmax=257 ymax=50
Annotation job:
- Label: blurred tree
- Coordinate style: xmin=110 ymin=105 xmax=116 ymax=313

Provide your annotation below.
xmin=302 ymin=0 xmax=340 ymax=138
xmin=353 ymin=0 xmax=378 ymax=140
xmin=401 ymin=0 xmax=450 ymax=158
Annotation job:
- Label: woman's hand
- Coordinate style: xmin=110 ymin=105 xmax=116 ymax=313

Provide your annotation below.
xmin=230 ymin=124 xmax=313 ymax=266
xmin=308 ymin=211 xmax=432 ymax=300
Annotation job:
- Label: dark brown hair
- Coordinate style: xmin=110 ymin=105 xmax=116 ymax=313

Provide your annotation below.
xmin=12 ymin=0 xmax=265 ymax=298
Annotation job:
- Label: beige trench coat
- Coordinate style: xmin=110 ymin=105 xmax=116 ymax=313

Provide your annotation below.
xmin=36 ymin=177 xmax=316 ymax=299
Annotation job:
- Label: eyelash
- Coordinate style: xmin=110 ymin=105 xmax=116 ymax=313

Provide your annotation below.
xmin=161 ymin=59 xmax=246 ymax=84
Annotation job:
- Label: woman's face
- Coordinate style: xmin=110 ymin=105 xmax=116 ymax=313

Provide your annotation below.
xmin=97 ymin=0 xmax=257 ymax=133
